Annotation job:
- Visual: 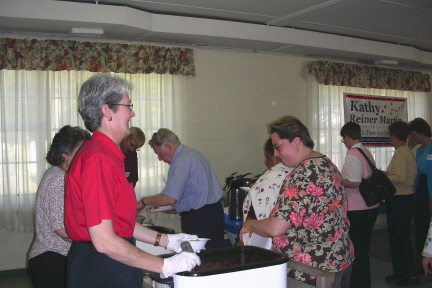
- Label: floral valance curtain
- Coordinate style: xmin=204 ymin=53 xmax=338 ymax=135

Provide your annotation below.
xmin=308 ymin=60 xmax=431 ymax=92
xmin=0 ymin=38 xmax=195 ymax=76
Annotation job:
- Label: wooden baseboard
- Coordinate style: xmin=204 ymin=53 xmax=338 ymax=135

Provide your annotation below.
xmin=0 ymin=268 xmax=28 ymax=279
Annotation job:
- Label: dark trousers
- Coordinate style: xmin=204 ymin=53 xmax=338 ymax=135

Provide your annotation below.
xmin=347 ymin=207 xmax=379 ymax=288
xmin=180 ymin=201 xmax=224 ymax=249
xmin=414 ymin=174 xmax=432 ymax=255
xmin=28 ymin=251 xmax=67 ymax=288
xmin=66 ymin=238 xmax=141 ymax=288
xmin=385 ymin=193 xmax=417 ymax=277
xmin=332 ymin=262 xmax=353 ymax=288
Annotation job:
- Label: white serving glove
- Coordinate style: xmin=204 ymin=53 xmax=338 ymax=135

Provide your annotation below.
xmin=167 ymin=233 xmax=198 ymax=253
xmin=162 ymin=252 xmax=201 ymax=277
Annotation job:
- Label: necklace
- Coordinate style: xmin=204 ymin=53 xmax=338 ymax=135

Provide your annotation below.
xmin=299 ymin=150 xmax=314 ymax=163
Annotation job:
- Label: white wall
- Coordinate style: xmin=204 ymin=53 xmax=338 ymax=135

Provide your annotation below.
xmin=0 ymin=229 xmax=34 ymax=271
xmin=183 ymin=48 xmax=309 ymax=183
xmin=0 ymin=47 xmax=311 ymax=271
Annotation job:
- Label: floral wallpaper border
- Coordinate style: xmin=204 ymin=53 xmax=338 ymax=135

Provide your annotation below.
xmin=308 ymin=61 xmax=431 ymax=92
xmin=0 ymin=38 xmax=196 ymax=76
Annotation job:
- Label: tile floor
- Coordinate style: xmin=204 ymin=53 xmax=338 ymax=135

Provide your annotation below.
xmin=0 ymin=258 xmax=431 ymax=288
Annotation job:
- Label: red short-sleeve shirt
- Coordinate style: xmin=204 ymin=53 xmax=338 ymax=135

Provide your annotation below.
xmin=65 ymin=131 xmax=136 ymax=241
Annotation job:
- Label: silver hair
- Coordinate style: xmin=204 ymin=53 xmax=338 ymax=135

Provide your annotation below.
xmin=148 ymin=128 xmax=181 ymax=148
xmin=78 ymin=74 xmax=133 ymax=132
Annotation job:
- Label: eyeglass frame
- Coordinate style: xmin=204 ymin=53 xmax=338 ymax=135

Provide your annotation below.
xmin=409 ymin=131 xmax=420 ymax=139
xmin=107 ymin=103 xmax=134 ymax=111
xmin=272 ymin=140 xmax=287 ymax=151
xmin=341 ymin=135 xmax=347 ymax=144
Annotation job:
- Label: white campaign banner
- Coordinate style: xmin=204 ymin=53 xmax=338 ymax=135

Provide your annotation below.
xmin=343 ymin=93 xmax=407 ymax=146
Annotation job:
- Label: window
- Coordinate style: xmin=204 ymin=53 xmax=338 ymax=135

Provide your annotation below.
xmin=0 ymin=70 xmax=183 ymax=232
xmin=307 ymin=74 xmax=429 ymax=171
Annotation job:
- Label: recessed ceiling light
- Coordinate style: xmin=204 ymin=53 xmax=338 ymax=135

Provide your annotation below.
xmin=374 ymin=59 xmax=398 ymax=65
xmin=71 ymin=28 xmax=104 ymax=35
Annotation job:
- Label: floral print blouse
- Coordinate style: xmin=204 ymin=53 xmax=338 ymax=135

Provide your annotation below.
xmin=28 ymin=166 xmax=70 ymax=258
xmin=272 ymin=156 xmax=354 ymax=275
xmin=242 ymin=163 xmax=293 ymax=220
xmin=423 ymin=219 xmax=432 ymax=258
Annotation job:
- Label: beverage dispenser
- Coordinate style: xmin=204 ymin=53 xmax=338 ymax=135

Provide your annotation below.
xmin=228 ymin=173 xmax=252 ymax=220
xmin=222 ymin=172 xmax=237 ymax=208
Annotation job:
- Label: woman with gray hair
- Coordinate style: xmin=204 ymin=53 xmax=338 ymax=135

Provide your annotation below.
xmin=64 ymin=74 xmax=200 ymax=288
xmin=28 ymin=125 xmax=90 ymax=288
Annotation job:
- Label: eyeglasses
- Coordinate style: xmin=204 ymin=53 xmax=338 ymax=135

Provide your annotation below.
xmin=341 ymin=139 xmax=345 ymax=144
xmin=107 ymin=103 xmax=134 ymax=111
xmin=272 ymin=140 xmax=286 ymax=151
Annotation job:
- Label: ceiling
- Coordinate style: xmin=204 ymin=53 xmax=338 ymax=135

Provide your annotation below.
xmin=1 ymin=0 xmax=432 ymax=71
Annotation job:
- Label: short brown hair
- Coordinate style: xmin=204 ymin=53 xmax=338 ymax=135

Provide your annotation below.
xmin=340 ymin=122 xmax=361 ymax=140
xmin=268 ymin=115 xmax=314 ymax=149
xmin=408 ymin=118 xmax=431 ymax=138
xmin=129 ymin=127 xmax=145 ymax=147
xmin=388 ymin=121 xmax=408 ymax=142
xmin=264 ymin=138 xmax=274 ymax=155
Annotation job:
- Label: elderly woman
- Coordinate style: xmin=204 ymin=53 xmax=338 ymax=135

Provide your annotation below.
xmin=64 ymin=74 xmax=200 ymax=288
xmin=239 ymin=116 xmax=354 ymax=288
xmin=384 ymin=121 xmax=419 ymax=286
xmin=242 ymin=138 xmax=293 ymax=221
xmin=340 ymin=121 xmax=379 ymax=288
xmin=408 ymin=118 xmax=432 ymax=263
xmin=28 ymin=125 xmax=90 ymax=288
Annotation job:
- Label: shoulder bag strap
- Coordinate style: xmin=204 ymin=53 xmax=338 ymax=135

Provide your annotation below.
xmin=355 ymin=148 xmax=377 ymax=170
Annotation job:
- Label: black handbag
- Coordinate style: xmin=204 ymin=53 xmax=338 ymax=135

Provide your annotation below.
xmin=355 ymin=148 xmax=396 ymax=206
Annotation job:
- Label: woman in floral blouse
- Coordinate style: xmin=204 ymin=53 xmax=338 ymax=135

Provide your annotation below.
xmin=239 ymin=115 xmax=354 ymax=288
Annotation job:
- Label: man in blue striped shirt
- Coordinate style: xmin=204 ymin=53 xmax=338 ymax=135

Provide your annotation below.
xmin=137 ymin=128 xmax=224 ymax=249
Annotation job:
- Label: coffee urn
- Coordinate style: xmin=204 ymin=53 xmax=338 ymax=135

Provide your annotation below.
xmin=228 ymin=173 xmax=252 ymax=220
xmin=222 ymin=172 xmax=237 ymax=208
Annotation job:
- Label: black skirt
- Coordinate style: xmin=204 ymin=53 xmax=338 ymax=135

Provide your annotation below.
xmin=66 ymin=237 xmax=142 ymax=288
